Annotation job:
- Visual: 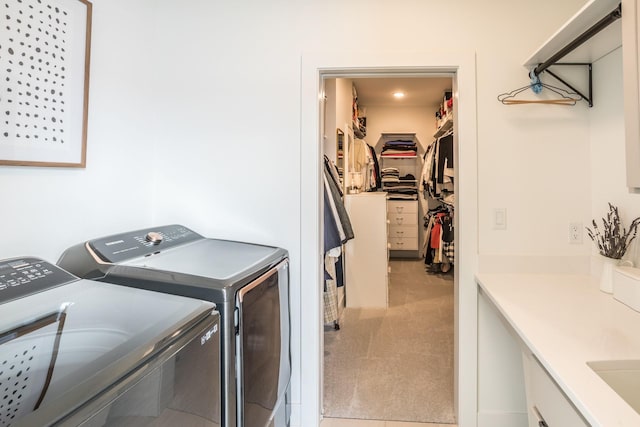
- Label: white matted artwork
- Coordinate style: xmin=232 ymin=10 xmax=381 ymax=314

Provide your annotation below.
xmin=0 ymin=0 xmax=91 ymax=167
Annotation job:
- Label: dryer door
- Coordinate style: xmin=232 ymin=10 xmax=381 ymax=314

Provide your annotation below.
xmin=236 ymin=260 xmax=290 ymax=427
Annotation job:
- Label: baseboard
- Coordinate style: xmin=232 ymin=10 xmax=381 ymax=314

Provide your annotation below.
xmin=478 ymin=255 xmax=590 ymax=275
xmin=477 ymin=411 xmax=528 ymax=427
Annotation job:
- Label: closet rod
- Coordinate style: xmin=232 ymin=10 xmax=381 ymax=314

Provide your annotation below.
xmin=532 ymin=3 xmax=621 ymax=77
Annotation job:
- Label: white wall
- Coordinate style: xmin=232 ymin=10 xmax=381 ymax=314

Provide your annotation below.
xmin=590 ymin=47 xmax=640 ymax=268
xmin=323 ymin=79 xmax=337 ymax=162
xmin=476 ymin=50 xmax=592 ymax=273
xmin=336 ymin=78 xmax=353 ymax=134
xmin=0 ymin=0 xmax=596 ymax=426
xmin=0 ymin=0 xmax=158 ymax=261
xmin=324 ymin=78 xmax=353 ymax=171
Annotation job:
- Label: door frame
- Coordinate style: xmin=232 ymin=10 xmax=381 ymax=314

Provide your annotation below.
xmin=300 ymin=51 xmax=479 ymax=427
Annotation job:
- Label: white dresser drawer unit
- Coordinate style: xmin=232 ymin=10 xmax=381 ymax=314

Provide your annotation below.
xmin=389 ymin=237 xmax=419 ymax=250
xmin=387 ymin=200 xmax=419 ymax=254
xmin=387 ymin=200 xmax=418 ymax=215
xmin=388 ymin=225 xmax=418 ymax=239
xmin=388 ymin=213 xmax=417 ymax=226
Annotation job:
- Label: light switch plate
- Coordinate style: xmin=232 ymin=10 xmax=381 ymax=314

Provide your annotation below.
xmin=493 ymin=208 xmax=507 ymax=230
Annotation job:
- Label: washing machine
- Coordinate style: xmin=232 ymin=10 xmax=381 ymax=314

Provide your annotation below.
xmin=0 ymin=256 xmax=221 ymax=426
xmin=57 ymin=224 xmax=291 ymax=427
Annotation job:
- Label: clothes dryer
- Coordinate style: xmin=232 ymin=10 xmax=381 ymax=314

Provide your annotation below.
xmin=0 ymin=256 xmax=221 ymax=426
xmin=58 ymin=224 xmax=290 ymax=427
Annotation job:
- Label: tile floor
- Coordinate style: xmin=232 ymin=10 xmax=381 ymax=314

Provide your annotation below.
xmin=321 ymin=261 xmax=457 ymax=427
xmin=320 ymin=418 xmax=455 ymax=427
xmin=323 ymin=260 xmax=454 ymax=423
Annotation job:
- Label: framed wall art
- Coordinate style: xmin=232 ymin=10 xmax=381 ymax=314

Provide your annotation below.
xmin=0 ymin=0 xmax=92 ymax=167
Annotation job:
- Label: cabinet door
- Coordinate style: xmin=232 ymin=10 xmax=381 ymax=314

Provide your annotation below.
xmin=344 ymin=194 xmax=389 ymax=308
xmin=522 ymin=352 xmax=589 ymax=427
xmin=623 ymin=0 xmax=640 ymax=188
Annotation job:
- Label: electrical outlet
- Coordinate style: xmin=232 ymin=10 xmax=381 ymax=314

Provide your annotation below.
xmin=569 ymin=222 xmax=583 ymax=244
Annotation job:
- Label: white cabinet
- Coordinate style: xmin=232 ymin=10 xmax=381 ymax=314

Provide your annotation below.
xmin=623 ymin=0 xmax=640 ymax=188
xmin=522 ymin=352 xmax=589 ymax=427
xmin=387 ymin=200 xmax=419 ymax=251
xmin=344 ymin=193 xmax=389 ymax=308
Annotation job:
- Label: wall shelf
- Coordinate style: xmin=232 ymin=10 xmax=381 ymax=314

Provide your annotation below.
xmin=524 ymin=0 xmax=622 ymax=68
xmin=521 ymin=0 xmax=621 ymax=107
xmin=380 ymin=155 xmax=418 ymax=159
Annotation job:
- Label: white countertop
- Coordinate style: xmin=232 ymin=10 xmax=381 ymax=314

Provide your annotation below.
xmin=476 ymin=273 xmax=640 ymax=427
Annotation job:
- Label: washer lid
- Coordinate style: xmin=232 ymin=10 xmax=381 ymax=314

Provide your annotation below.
xmin=122 ymin=238 xmax=287 ymax=287
xmin=1 ymin=278 xmax=215 ymax=426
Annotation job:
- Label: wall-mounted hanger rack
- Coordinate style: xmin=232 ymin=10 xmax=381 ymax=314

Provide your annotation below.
xmin=529 ymin=3 xmax=621 ymax=107
xmin=497 ymin=75 xmax=582 ymax=105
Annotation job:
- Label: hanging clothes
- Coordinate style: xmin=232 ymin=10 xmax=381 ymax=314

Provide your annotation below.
xmin=324 ymin=159 xmax=354 ymax=244
xmin=323 ymin=156 xmax=354 ymax=325
xmin=423 ymin=204 xmax=454 ymax=271
xmin=324 ymin=247 xmax=340 ymax=324
xmin=347 ymin=138 xmax=377 ymax=192
xmin=367 ymin=143 xmax=382 ymax=190
xmin=422 ymin=130 xmax=454 ymax=199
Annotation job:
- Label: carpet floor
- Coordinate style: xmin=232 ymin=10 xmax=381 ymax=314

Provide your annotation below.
xmin=323 ymin=259 xmax=455 ymax=424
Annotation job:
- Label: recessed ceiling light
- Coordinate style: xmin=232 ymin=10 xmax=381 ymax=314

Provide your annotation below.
xmin=393 ymin=91 xmax=405 ymax=98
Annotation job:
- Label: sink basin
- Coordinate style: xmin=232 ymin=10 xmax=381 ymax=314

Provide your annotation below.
xmin=587 ymin=360 xmax=640 ymax=414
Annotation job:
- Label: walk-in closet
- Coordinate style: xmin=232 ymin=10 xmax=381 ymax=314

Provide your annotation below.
xmin=322 ymin=76 xmax=457 ymax=425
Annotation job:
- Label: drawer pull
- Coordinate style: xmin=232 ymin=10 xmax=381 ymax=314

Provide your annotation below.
xmin=532 ymin=406 xmax=548 ymax=427
xmin=396 ymin=206 xmax=404 ymax=213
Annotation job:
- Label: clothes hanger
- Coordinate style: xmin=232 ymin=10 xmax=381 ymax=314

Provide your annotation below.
xmin=497 ymin=71 xmax=582 ymax=106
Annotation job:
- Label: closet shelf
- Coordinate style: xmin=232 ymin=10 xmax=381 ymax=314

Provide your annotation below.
xmin=381 ymin=155 xmax=418 ymax=159
xmin=379 ymin=132 xmax=416 ymax=140
xmin=524 ymin=0 xmax=621 ymax=67
xmin=521 ymin=0 xmax=621 ymax=107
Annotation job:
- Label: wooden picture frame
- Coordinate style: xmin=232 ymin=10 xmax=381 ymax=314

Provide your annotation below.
xmin=0 ymin=0 xmax=92 ymax=167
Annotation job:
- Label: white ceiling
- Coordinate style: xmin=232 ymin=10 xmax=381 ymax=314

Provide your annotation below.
xmin=351 ymin=77 xmax=453 ymax=108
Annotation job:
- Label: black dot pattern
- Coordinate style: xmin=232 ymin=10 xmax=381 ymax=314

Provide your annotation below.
xmin=0 ymin=344 xmax=35 ymax=426
xmin=1 ymin=0 xmax=70 ymax=146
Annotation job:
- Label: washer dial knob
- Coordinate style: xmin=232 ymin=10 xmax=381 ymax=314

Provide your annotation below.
xmin=145 ymin=232 xmax=163 ymax=245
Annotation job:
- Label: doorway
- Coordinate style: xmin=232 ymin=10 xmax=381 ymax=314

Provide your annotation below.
xmin=299 ymin=52 xmax=479 ymax=427
xmin=321 ymin=75 xmax=455 ymax=424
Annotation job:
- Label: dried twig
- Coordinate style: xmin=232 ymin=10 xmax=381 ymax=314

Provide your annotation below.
xmin=586 ymin=203 xmax=640 ymax=259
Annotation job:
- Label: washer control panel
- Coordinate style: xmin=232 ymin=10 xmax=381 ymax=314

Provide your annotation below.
xmin=0 ymin=257 xmax=77 ymax=303
xmin=88 ymin=224 xmax=203 ymax=263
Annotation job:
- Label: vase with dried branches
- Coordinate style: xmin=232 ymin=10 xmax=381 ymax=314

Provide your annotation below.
xmin=586 ymin=203 xmax=640 ymax=293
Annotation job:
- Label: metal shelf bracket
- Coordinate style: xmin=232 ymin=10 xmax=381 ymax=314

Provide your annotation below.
xmin=531 ymin=3 xmax=621 ymax=107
